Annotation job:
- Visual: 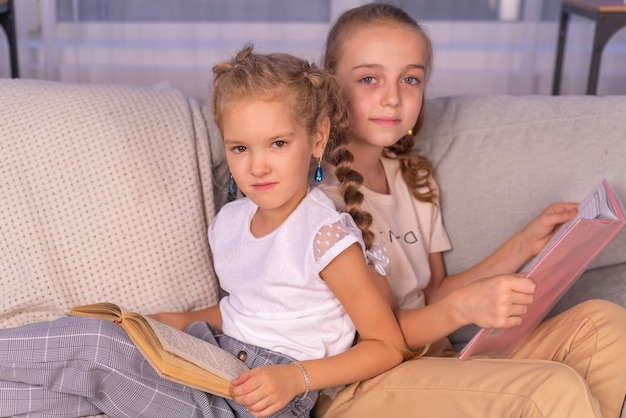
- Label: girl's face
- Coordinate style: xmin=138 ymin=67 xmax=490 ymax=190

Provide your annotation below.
xmin=222 ymin=98 xmax=328 ymax=223
xmin=333 ymin=22 xmax=428 ymax=150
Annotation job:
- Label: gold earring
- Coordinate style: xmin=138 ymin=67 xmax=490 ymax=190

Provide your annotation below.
xmin=408 ymin=129 xmax=413 ymax=136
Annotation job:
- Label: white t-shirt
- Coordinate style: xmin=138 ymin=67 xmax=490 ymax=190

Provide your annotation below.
xmin=210 ymin=187 xmax=362 ymax=360
xmin=318 ymin=157 xmax=452 ymax=310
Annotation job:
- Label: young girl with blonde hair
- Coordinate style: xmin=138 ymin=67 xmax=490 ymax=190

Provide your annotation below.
xmin=314 ymin=3 xmax=626 ymax=418
xmin=0 ymin=45 xmax=408 ymax=418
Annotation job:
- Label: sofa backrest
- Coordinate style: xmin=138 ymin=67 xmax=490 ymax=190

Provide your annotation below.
xmin=416 ymin=94 xmax=626 ymax=276
xmin=0 ymin=79 xmax=220 ymax=328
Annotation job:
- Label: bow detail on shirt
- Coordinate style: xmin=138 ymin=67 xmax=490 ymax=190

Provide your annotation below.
xmin=365 ymin=245 xmax=390 ymax=276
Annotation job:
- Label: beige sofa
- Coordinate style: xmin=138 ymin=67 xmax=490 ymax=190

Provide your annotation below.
xmin=2 ymin=78 xmax=625 ymax=416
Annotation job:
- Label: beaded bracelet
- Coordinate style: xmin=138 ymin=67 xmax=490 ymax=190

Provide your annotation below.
xmin=292 ymin=360 xmax=310 ymax=401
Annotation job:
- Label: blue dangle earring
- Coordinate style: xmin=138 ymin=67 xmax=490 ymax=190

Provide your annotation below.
xmin=227 ymin=175 xmax=237 ymax=200
xmin=314 ymin=157 xmax=323 ymax=183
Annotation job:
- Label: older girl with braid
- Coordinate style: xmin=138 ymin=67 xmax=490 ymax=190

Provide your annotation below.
xmin=313 ymin=3 xmax=626 ymax=418
xmin=0 ymin=45 xmax=408 ymax=418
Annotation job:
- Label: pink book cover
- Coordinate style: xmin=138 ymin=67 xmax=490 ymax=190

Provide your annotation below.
xmin=459 ymin=179 xmax=625 ymax=360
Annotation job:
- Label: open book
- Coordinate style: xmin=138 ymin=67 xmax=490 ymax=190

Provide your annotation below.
xmin=68 ymin=302 xmax=249 ymax=398
xmin=460 ymin=179 xmax=626 ymax=360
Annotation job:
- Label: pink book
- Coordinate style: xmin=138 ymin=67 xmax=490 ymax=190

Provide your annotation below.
xmin=459 ymin=179 xmax=626 ymax=360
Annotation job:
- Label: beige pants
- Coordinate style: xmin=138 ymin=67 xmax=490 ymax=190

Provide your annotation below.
xmin=314 ymin=300 xmax=626 ymax=418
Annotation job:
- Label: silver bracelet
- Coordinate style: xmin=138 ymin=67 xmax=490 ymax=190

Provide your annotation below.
xmin=292 ymin=360 xmax=310 ymax=401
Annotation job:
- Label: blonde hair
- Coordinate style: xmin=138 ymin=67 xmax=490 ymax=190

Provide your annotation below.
xmin=324 ymin=3 xmax=437 ymax=205
xmin=211 ymin=45 xmax=376 ymax=248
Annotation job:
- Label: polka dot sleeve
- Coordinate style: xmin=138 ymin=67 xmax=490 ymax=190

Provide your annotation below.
xmin=312 ymin=215 xmax=364 ymax=274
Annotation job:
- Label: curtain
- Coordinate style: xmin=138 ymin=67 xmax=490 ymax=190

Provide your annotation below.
xmin=3 ymin=0 xmax=625 ymax=101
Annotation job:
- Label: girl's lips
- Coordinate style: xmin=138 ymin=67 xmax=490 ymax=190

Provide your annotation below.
xmin=371 ymin=117 xmax=401 ymax=127
xmin=252 ymin=182 xmax=276 ymax=191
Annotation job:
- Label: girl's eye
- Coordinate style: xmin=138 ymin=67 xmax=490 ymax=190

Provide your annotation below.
xmin=402 ymin=76 xmax=421 ymax=85
xmin=359 ymin=76 xmax=376 ymax=85
xmin=272 ymin=140 xmax=287 ymax=148
xmin=231 ymin=145 xmax=247 ymax=154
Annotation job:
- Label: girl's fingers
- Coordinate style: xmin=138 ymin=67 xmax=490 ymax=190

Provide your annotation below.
xmin=509 ymin=277 xmax=536 ymax=295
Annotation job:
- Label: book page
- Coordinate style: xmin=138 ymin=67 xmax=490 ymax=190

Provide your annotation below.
xmin=578 ymin=181 xmax=618 ymax=221
xmin=68 ymin=302 xmax=125 ymax=320
xmin=145 ymin=317 xmax=249 ymax=381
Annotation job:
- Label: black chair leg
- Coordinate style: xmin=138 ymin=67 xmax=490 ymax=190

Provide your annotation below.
xmin=552 ymin=10 xmax=570 ymax=95
xmin=0 ymin=0 xmax=19 ymax=78
xmin=586 ymin=13 xmax=626 ymax=95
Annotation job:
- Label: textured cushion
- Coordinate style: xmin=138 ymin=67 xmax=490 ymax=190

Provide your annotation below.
xmin=417 ymin=94 xmax=626 ymax=277
xmin=0 ymin=79 xmax=220 ymax=328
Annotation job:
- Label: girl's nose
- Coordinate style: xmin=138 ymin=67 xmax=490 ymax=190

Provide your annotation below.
xmin=250 ymin=152 xmax=270 ymax=177
xmin=381 ymin=83 xmax=400 ymax=107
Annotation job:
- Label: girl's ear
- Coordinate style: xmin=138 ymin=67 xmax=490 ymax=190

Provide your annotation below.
xmin=313 ymin=116 xmax=331 ymax=158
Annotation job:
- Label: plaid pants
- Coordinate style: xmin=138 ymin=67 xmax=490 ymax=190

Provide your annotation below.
xmin=0 ymin=317 xmax=317 ymax=417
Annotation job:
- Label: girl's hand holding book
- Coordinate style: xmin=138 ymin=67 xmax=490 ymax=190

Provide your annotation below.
xmin=516 ymin=202 xmax=578 ymax=259
xmin=452 ymin=274 xmax=536 ymax=329
xmin=230 ymin=364 xmax=304 ymax=417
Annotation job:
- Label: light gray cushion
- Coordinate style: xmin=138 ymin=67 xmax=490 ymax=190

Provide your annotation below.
xmin=418 ymin=94 xmax=626 ymax=278
xmin=416 ymin=94 xmax=626 ymax=347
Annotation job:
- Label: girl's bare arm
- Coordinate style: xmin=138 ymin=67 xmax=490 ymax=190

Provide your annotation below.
xmin=148 ymin=305 xmax=223 ymax=333
xmin=397 ymin=271 xmax=535 ymax=350
xmin=303 ymin=243 xmax=407 ymax=387
xmin=425 ymin=202 xmax=577 ymax=304
xmin=230 ymin=243 xmax=408 ymax=416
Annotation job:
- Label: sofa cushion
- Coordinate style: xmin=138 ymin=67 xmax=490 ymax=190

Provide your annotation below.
xmin=0 ymin=79 xmax=220 ymax=328
xmin=416 ymin=94 xmax=626 ymax=348
xmin=417 ymin=94 xmax=626 ymax=278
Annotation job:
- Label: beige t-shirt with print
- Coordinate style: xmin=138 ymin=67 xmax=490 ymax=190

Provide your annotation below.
xmin=317 ymin=157 xmax=452 ymax=309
